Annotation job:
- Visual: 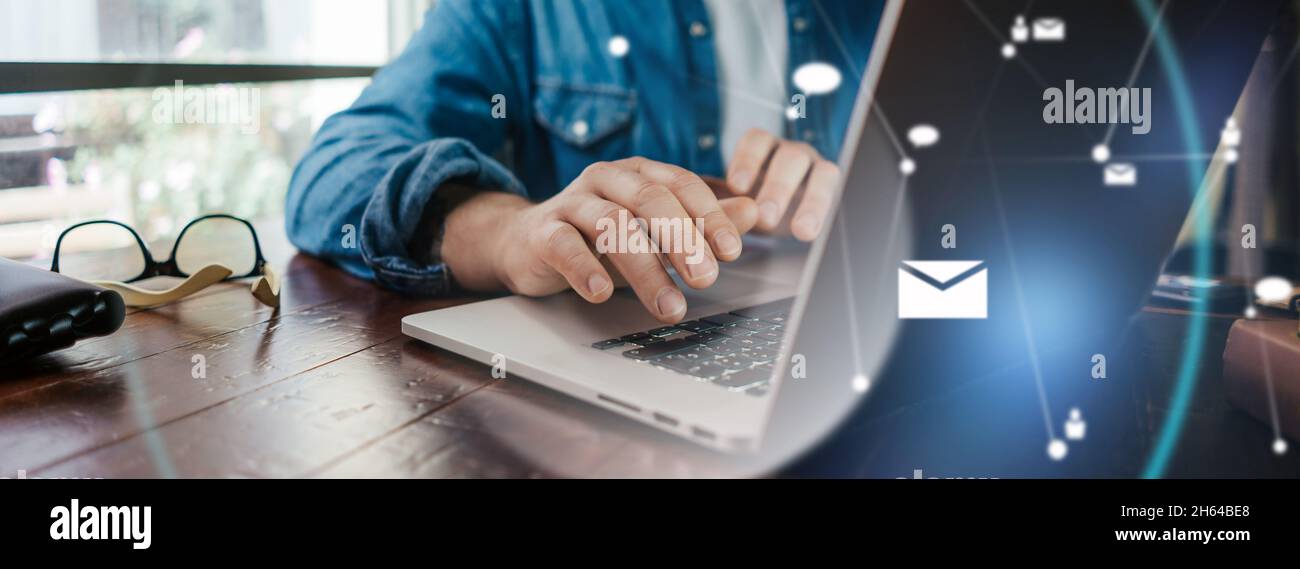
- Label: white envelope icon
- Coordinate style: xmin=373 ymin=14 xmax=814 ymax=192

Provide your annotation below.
xmin=1103 ymin=162 xmax=1137 ymax=186
xmin=1032 ymin=18 xmax=1066 ymax=41
xmin=898 ymin=260 xmax=987 ymax=319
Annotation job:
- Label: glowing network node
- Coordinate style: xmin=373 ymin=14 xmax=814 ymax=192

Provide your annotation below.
xmin=1091 ymin=144 xmax=1111 ymax=163
xmin=1047 ymin=439 xmax=1068 ymax=461
xmin=607 ymin=36 xmax=630 ymax=58
xmin=851 ymin=373 xmax=871 ymax=393
xmin=1001 ymin=43 xmax=1016 ymax=59
xmin=1274 ymin=438 xmax=1288 ymax=455
xmin=899 ymin=158 xmax=916 ymax=176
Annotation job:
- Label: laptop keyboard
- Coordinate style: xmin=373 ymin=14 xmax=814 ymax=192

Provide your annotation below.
xmin=589 ymin=297 xmax=794 ymax=396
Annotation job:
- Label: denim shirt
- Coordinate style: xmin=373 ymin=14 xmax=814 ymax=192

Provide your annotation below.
xmin=285 ymin=0 xmax=883 ymax=295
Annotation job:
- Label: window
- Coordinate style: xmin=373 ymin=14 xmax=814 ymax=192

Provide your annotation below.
xmin=0 ymin=0 xmax=434 ymax=260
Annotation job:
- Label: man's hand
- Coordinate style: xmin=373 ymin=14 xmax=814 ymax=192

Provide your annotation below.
xmin=723 ymin=128 xmax=841 ymax=241
xmin=442 ymin=157 xmax=758 ymax=323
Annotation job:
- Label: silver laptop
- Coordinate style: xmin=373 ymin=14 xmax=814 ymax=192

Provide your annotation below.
xmin=408 ymin=0 xmax=1279 ymax=475
xmin=403 ymin=1 xmax=904 ymax=463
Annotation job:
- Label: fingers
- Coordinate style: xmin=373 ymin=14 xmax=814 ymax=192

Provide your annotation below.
xmin=753 ymin=141 xmax=815 ymax=232
xmin=790 ymin=159 xmax=840 ymax=241
xmin=561 ymin=194 xmax=688 ymax=323
xmin=577 ymin=161 xmax=718 ymax=288
xmin=538 ymin=221 xmax=613 ymax=303
xmin=727 ymin=128 xmax=780 ymax=195
xmin=719 ymin=197 xmax=759 ymax=235
xmin=617 ymin=158 xmax=744 ymax=262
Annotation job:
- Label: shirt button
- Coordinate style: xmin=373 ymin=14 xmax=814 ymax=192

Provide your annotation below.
xmin=689 ymin=21 xmax=708 ymax=37
xmin=571 ymin=120 xmax=590 ymax=140
xmin=792 ymin=17 xmax=809 ymax=32
xmin=698 ymin=134 xmax=717 ymax=150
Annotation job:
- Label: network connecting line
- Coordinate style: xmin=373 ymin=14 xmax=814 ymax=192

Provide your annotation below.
xmin=1255 ymin=299 xmax=1289 ymax=455
xmin=981 ymin=151 xmax=1218 ymax=165
xmin=982 ymin=128 xmax=1063 ymax=459
xmin=717 ymin=0 xmax=1279 ymax=463
xmin=835 ymin=207 xmax=871 ymax=393
xmin=1103 ymin=0 xmax=1167 ymax=148
xmin=1239 ymin=233 xmax=1289 ymax=455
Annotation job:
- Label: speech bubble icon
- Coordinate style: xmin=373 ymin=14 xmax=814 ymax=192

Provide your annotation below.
xmin=907 ymin=124 xmax=940 ymax=149
xmin=792 ymin=62 xmax=842 ymax=95
xmin=1254 ymin=276 xmax=1293 ymax=303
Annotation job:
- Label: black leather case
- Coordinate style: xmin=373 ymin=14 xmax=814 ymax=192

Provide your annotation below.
xmin=0 ymin=258 xmax=126 ymax=364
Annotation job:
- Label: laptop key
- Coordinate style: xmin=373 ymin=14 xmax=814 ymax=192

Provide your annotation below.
xmin=676 ymin=320 xmax=720 ymax=333
xmin=685 ymin=331 xmax=726 ymax=344
xmin=619 ymin=332 xmax=652 ymax=344
xmin=701 ymin=313 xmax=752 ymax=326
xmin=691 ymin=362 xmax=730 ymax=379
xmin=713 ymin=356 xmax=749 ymax=371
xmin=591 ymin=338 xmax=625 ymax=350
xmin=715 ymin=339 xmax=747 ymax=354
xmin=715 ymin=368 xmax=771 ymax=390
xmin=656 ymin=355 xmax=703 ymax=374
xmin=756 ymin=330 xmax=784 ymax=342
xmin=622 ymin=338 xmax=697 ymax=360
xmin=677 ymin=346 xmax=709 ymax=360
xmin=649 ymin=326 xmax=680 ymax=337
xmin=730 ymin=297 xmax=794 ymax=318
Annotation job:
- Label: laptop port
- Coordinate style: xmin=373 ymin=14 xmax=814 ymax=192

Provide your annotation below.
xmin=596 ymin=394 xmax=641 ymax=413
xmin=691 ymin=426 xmax=716 ymax=441
xmin=652 ymin=412 xmax=679 ymax=427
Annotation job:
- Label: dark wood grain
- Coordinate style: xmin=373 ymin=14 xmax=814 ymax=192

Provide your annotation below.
xmin=5 ymin=221 xmax=738 ymax=478
xmin=3 ymin=220 xmax=1296 ymax=478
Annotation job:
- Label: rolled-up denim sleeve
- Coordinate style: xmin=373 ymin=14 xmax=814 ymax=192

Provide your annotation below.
xmin=285 ymin=0 xmax=527 ymax=295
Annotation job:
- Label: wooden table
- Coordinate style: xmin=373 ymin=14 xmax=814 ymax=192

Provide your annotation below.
xmin=2 ymin=221 xmax=1297 ymax=478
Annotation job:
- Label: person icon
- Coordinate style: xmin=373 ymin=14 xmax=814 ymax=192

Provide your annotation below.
xmin=1065 ymin=407 xmax=1086 ymax=441
xmin=1011 ymin=15 xmax=1029 ymax=43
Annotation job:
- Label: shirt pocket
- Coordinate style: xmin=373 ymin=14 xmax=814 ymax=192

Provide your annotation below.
xmin=533 ymin=79 xmax=637 ymax=170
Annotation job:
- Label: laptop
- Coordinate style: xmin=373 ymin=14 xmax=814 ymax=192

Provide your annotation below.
xmin=403 ymin=0 xmax=1280 ymax=471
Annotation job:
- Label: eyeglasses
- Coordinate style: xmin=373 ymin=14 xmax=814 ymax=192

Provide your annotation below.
xmin=51 ymin=214 xmax=280 ymax=308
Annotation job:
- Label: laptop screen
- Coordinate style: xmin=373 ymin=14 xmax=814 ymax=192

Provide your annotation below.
xmin=768 ymin=0 xmax=1280 ymax=475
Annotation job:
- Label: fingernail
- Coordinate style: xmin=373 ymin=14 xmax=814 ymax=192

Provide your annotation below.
xmin=795 ymin=213 xmax=821 ymax=238
xmin=656 ymin=288 xmax=687 ymax=317
xmin=687 ymin=256 xmax=716 ymax=279
xmin=715 ymin=231 xmax=742 ymax=257
xmin=759 ymin=202 xmax=780 ymax=227
xmin=732 ymin=171 xmax=753 ymax=193
xmin=587 ymin=274 xmax=609 ymax=296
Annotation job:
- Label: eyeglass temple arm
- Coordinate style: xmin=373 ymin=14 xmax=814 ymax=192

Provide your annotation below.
xmin=92 ymin=264 xmax=233 ymax=308
xmin=251 ymin=261 xmax=281 ymax=309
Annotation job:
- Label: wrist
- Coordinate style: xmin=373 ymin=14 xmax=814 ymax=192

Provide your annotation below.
xmin=441 ymin=189 xmax=530 ymax=291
